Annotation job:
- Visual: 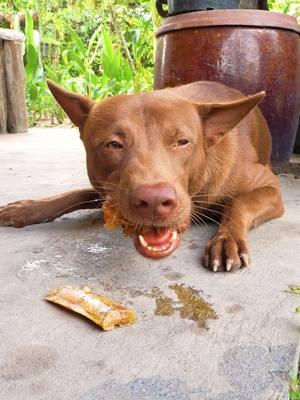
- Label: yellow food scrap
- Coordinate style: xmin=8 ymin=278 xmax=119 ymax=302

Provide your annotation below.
xmin=45 ymin=286 xmax=136 ymax=331
xmin=102 ymin=201 xmax=134 ymax=236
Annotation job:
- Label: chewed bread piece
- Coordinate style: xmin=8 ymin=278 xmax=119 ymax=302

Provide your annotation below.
xmin=102 ymin=201 xmax=134 ymax=236
xmin=45 ymin=286 xmax=136 ymax=331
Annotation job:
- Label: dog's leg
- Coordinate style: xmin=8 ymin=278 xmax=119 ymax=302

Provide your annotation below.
xmin=0 ymin=188 xmax=101 ymax=228
xmin=202 ymin=185 xmax=284 ymax=272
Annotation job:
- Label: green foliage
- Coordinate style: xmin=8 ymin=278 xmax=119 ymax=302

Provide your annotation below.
xmin=290 ymin=373 xmax=300 ymax=400
xmin=1 ymin=0 xmax=157 ymax=125
xmin=3 ymin=0 xmax=298 ymax=125
xmin=268 ymin=0 xmax=300 ymax=22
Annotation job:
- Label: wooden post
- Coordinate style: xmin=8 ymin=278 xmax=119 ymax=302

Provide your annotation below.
xmin=0 ymin=28 xmax=27 ymax=134
xmin=0 ymin=39 xmax=7 ymax=133
xmin=4 ymin=40 xmax=28 ymax=133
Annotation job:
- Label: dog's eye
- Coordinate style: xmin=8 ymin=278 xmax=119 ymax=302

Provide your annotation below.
xmin=176 ymin=139 xmax=190 ymax=147
xmin=106 ymin=141 xmax=123 ymax=150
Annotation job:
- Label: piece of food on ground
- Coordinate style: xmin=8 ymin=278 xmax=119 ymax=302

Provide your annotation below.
xmin=45 ymin=286 xmax=136 ymax=330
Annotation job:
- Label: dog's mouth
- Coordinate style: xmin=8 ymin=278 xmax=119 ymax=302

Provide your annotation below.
xmin=133 ymin=227 xmax=181 ymax=259
xmin=102 ymin=200 xmax=187 ymax=259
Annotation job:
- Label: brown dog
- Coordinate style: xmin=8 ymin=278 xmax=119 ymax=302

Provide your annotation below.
xmin=0 ymin=80 xmax=284 ymax=272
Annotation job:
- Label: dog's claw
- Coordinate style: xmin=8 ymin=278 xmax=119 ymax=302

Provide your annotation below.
xmin=212 ymin=260 xmax=219 ymax=272
xmin=240 ymin=253 xmax=249 ymax=266
xmin=202 ymin=234 xmax=249 ymax=273
xmin=226 ymin=258 xmax=233 ymax=272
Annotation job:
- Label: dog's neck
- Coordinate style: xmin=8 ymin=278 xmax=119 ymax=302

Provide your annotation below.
xmin=190 ymin=130 xmax=238 ymax=203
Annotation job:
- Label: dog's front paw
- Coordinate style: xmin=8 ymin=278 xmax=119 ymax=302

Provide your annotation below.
xmin=0 ymin=200 xmax=49 ymax=228
xmin=202 ymin=232 xmax=249 ymax=272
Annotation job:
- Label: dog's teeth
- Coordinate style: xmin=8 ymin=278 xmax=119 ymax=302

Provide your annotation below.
xmin=159 ymin=245 xmax=168 ymax=251
xmin=170 ymin=230 xmax=177 ymax=242
xmin=146 ymin=244 xmax=169 ymax=252
xmin=226 ymin=259 xmax=233 ymax=272
xmin=139 ymin=235 xmax=148 ymax=248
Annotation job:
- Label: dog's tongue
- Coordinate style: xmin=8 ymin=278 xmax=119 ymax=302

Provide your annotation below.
xmin=141 ymin=228 xmax=172 ymax=245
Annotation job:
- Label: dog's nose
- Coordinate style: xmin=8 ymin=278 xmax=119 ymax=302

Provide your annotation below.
xmin=129 ymin=183 xmax=177 ymax=218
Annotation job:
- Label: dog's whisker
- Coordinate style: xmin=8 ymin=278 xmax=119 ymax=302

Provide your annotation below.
xmin=91 ymin=184 xmax=128 ymax=194
xmin=192 ymin=204 xmax=239 ymax=229
xmin=192 ymin=209 xmax=236 ymax=242
xmin=192 ymin=200 xmax=227 ymax=209
xmin=191 ymin=194 xmax=245 ymax=206
xmin=190 ymin=214 xmax=206 ymax=229
xmin=92 ymin=185 xmax=119 ymax=192
xmin=190 ymin=211 xmax=208 ymax=228
xmin=89 ymin=180 xmax=119 ymax=187
xmin=40 ymin=198 xmax=104 ymax=223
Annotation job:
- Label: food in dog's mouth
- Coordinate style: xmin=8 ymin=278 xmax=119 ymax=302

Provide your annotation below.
xmin=102 ymin=201 xmax=183 ymax=259
xmin=45 ymin=286 xmax=136 ymax=331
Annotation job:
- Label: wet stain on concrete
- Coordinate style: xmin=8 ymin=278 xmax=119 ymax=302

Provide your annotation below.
xmin=152 ymin=284 xmax=217 ymax=329
xmin=163 ymin=272 xmax=184 ymax=281
xmin=170 ymin=284 xmax=218 ymax=329
xmin=154 ymin=294 xmax=175 ymax=316
xmin=0 ymin=344 xmax=58 ymax=381
xmin=187 ymin=240 xmax=200 ymax=250
xmin=216 ymin=344 xmax=296 ymax=400
xmin=225 ymin=304 xmax=244 ymax=314
xmin=98 ymin=282 xmax=217 ymax=329
xmin=29 ymin=379 xmax=49 ymax=395
xmin=81 ymin=376 xmax=204 ymax=400
xmin=82 ymin=344 xmax=296 ymax=400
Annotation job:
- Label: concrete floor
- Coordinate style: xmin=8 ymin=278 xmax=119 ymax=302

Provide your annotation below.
xmin=0 ymin=128 xmax=299 ymax=400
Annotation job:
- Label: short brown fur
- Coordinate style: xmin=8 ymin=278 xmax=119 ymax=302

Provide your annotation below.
xmin=0 ymin=80 xmax=284 ymax=271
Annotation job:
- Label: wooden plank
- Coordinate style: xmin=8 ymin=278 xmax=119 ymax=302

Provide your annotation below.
xmin=0 ymin=28 xmax=25 ymax=42
xmin=0 ymin=39 xmax=7 ymax=133
xmin=4 ymin=40 xmax=28 ymax=133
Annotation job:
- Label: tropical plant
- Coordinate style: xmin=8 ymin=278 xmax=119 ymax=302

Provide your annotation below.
xmin=1 ymin=0 xmax=298 ymax=124
xmin=0 ymin=0 xmax=158 ymax=124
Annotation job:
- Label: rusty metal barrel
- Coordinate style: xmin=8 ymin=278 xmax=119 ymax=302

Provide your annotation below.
xmin=154 ymin=10 xmax=300 ymax=165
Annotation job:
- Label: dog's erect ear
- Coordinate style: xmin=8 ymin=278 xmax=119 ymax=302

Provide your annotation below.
xmin=47 ymin=80 xmax=95 ymax=129
xmin=197 ymin=91 xmax=265 ymax=147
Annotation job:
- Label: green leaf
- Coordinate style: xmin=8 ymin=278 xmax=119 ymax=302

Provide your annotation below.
xmin=44 ymin=64 xmax=59 ymax=82
xmin=67 ymin=50 xmax=86 ymax=72
xmin=122 ymin=59 xmax=133 ymax=81
xmin=88 ymin=25 xmax=102 ymax=54
xmin=131 ymin=29 xmax=141 ymax=44
xmin=102 ymin=28 xmax=113 ymax=61
xmin=66 ymin=25 xmax=86 ymax=57
xmin=25 ymin=10 xmax=34 ymax=48
xmin=111 ymin=49 xmax=121 ymax=80
xmin=102 ymin=53 xmax=112 ymax=78
xmin=288 ymin=286 xmax=300 ymax=295
xmin=25 ymin=44 xmax=39 ymax=81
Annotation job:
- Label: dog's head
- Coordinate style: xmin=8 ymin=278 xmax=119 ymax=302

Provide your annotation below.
xmin=48 ymin=81 xmax=263 ymax=259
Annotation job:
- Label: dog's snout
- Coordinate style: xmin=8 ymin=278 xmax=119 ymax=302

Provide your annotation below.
xmin=129 ymin=183 xmax=177 ymax=218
